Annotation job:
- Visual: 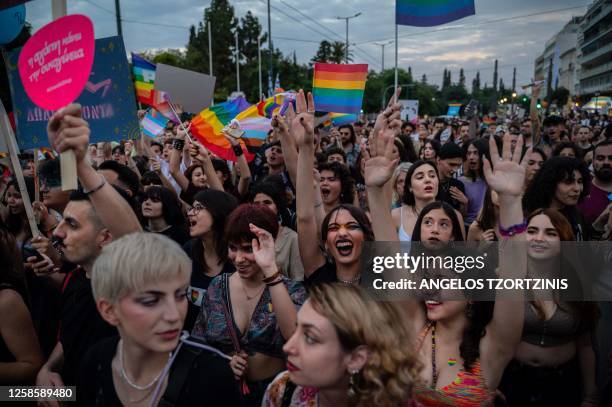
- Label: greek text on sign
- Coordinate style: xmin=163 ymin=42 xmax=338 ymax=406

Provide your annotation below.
xmin=17 ymin=14 xmax=94 ymax=111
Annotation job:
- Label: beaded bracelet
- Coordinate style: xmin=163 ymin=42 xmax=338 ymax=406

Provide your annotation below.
xmin=173 ymin=139 xmax=185 ymax=151
xmin=499 ymin=220 xmax=528 ymax=237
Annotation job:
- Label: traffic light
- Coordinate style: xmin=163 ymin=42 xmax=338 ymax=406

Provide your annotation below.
xmin=536 ymin=99 xmax=542 ymax=109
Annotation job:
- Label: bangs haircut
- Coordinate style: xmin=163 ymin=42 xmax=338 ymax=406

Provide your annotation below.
xmin=225 ymin=204 xmax=279 ymax=245
xmin=92 ymin=232 xmax=191 ymax=304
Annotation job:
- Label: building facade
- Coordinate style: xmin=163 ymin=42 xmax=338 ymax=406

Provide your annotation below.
xmin=577 ymin=0 xmax=612 ymax=97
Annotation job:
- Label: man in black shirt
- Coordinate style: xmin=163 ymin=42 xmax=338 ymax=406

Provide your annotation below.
xmin=436 ymin=142 xmax=468 ymax=215
xmin=36 ymin=105 xmax=142 ymax=399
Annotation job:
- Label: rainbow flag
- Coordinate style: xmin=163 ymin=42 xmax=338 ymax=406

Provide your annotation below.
xmin=132 ymin=53 xmax=156 ymax=106
xmin=237 ymin=93 xmax=295 ymax=153
xmin=396 ymin=0 xmax=475 ymax=27
xmin=190 ymin=97 xmax=253 ymax=162
xmin=313 ymin=63 xmax=368 ymax=115
xmin=330 ymin=113 xmax=357 ymax=126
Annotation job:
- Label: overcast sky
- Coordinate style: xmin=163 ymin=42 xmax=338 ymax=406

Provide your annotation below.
xmin=24 ymin=0 xmax=591 ymax=93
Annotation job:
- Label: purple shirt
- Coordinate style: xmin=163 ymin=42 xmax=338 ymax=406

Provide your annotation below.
xmin=578 ymin=182 xmax=609 ymax=225
xmin=459 ymin=176 xmax=487 ymax=225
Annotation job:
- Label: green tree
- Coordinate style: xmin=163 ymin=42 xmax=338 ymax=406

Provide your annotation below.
xmin=459 ymin=68 xmax=466 ymax=89
xmin=492 ymin=59 xmax=498 ymax=91
xmin=551 ymin=86 xmax=570 ymax=107
xmin=421 ymin=74 xmax=428 ymax=84
xmin=185 ymin=0 xmax=239 ymax=100
xmin=312 ymin=40 xmax=333 ymax=63
xmin=330 ymin=41 xmax=351 ymax=63
xmin=472 ymin=71 xmax=481 ymax=92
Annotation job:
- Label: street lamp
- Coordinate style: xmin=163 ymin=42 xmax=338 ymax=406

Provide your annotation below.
xmin=336 ymin=12 xmax=361 ymax=63
xmin=374 ymin=40 xmax=393 ymax=72
xmin=381 ymin=83 xmax=414 ymax=110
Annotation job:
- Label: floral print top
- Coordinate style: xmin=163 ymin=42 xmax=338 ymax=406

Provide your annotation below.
xmin=191 ymin=273 xmax=306 ymax=358
xmin=262 ymin=371 xmax=319 ymax=407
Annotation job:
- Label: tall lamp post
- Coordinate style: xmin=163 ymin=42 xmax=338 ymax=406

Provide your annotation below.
xmin=336 ymin=12 xmax=361 ymax=63
xmin=374 ymin=40 xmax=393 ymax=72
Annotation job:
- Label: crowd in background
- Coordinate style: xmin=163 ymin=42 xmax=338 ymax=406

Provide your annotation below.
xmin=0 ymin=83 xmax=611 ymax=406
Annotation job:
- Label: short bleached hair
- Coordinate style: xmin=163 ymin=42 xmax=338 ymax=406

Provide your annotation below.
xmin=92 ymin=232 xmax=192 ymax=303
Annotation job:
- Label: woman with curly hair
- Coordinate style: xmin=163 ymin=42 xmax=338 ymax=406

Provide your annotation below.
xmin=262 ymin=283 xmax=420 ymax=407
xmin=523 ymin=156 xmax=591 ymax=240
xmin=317 ymin=161 xmax=356 ymax=215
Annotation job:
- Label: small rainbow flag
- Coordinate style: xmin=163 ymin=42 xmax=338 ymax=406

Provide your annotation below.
xmin=396 ymin=0 xmax=475 ymax=27
xmin=313 ymin=63 xmax=368 ymax=115
xmin=190 ymin=97 xmax=253 ymax=162
xmin=132 ymin=53 xmax=156 ymax=106
xmin=330 ymin=113 xmax=357 ymax=126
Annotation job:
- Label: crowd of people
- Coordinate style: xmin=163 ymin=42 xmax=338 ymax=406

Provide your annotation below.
xmin=0 ymin=83 xmax=611 ymax=406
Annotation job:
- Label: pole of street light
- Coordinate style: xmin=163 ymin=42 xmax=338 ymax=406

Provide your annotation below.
xmin=114 ymin=0 xmax=123 ymax=38
xmin=336 ymin=12 xmax=361 ymax=63
xmin=267 ymin=0 xmax=273 ymax=96
xmin=375 ymin=40 xmax=393 ymax=72
xmin=235 ymin=31 xmax=240 ymax=93
xmin=258 ymin=35 xmax=262 ymax=101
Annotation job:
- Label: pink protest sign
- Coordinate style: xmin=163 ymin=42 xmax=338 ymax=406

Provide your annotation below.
xmin=17 ymin=14 xmax=94 ymax=111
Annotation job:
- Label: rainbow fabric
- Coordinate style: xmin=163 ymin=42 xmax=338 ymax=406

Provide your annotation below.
xmin=190 ymin=97 xmax=253 ymax=162
xmin=132 ymin=53 xmax=156 ymax=106
xmin=313 ymin=63 xmax=368 ymax=115
xmin=396 ymin=0 xmax=475 ymax=27
xmin=330 ymin=113 xmax=357 ymax=126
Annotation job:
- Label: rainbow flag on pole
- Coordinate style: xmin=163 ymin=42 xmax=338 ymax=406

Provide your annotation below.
xmin=396 ymin=0 xmax=475 ymax=27
xmin=132 ymin=53 xmax=156 ymax=106
xmin=312 ymin=63 xmax=368 ymax=115
xmin=190 ymin=97 xmax=253 ymax=162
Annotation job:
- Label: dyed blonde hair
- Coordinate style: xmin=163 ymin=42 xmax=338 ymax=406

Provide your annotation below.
xmin=92 ymin=232 xmax=191 ymax=303
xmin=391 ymin=162 xmax=412 ymax=206
xmin=308 ymin=284 xmax=420 ymax=407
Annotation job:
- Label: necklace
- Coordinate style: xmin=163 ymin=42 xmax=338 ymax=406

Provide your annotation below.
xmin=241 ymin=281 xmax=265 ymax=300
xmin=338 ymin=275 xmax=360 ymax=285
xmin=430 ymin=322 xmax=438 ymax=388
xmin=118 ymin=340 xmax=170 ymax=391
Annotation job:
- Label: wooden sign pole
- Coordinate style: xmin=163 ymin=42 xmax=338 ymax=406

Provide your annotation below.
xmin=0 ymin=99 xmax=40 ymax=236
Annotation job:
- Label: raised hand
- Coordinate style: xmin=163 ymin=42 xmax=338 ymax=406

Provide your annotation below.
xmin=47 ymin=104 xmax=90 ymax=164
xmin=373 ymin=87 xmax=402 ymax=139
xmin=250 ymin=223 xmax=277 ymax=276
xmin=222 ymin=128 xmax=240 ymax=147
xmin=291 ymin=90 xmax=315 ymax=148
xmin=483 ymin=134 xmax=528 ymax=197
xmin=364 ymin=130 xmax=399 ymax=188
xmin=271 ymin=114 xmax=289 ymax=140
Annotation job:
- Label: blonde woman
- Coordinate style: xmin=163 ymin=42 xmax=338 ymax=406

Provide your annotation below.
xmin=79 ymin=232 xmax=241 ymax=406
xmin=391 ymin=162 xmax=412 ymax=209
xmin=263 ymin=284 xmax=420 ymax=407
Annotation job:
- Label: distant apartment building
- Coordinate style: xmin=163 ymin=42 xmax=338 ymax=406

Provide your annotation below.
xmin=534 ymin=16 xmax=583 ymax=97
xmin=577 ymin=0 xmax=612 ymax=96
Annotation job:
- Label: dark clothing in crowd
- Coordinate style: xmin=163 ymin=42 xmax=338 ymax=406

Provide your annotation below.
xmin=182 ymin=239 xmax=235 ymax=332
xmin=304 ymin=261 xmax=338 ymax=288
xmin=78 ymin=336 xmax=242 ymax=406
xmin=146 ymin=224 xmax=191 ymax=247
xmin=438 ymin=178 xmax=466 ymax=211
xmin=60 ymin=268 xmax=116 ymax=386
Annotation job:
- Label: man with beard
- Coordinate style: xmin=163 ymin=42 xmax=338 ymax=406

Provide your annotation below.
xmin=36 ymin=104 xmax=142 ymax=400
xmin=579 ymin=140 xmax=612 ymax=226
